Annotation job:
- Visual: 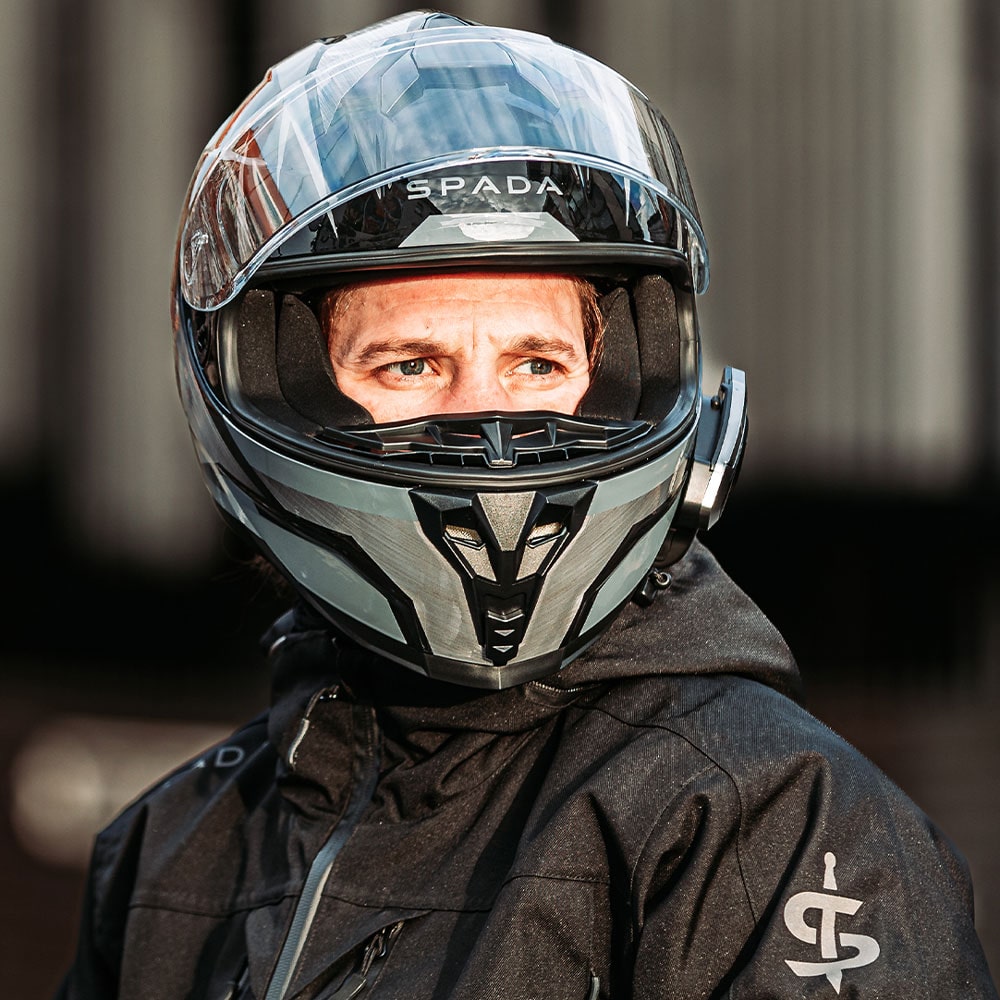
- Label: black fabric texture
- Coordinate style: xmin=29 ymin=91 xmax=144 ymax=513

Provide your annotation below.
xmin=56 ymin=542 xmax=999 ymax=1000
xmin=234 ymin=289 xmax=287 ymax=422
xmin=576 ymin=285 xmax=641 ymax=420
xmin=576 ymin=276 xmax=681 ymax=423
xmin=632 ymin=274 xmax=680 ymax=423
xmin=230 ymin=290 xmax=372 ymax=429
xmin=275 ymin=294 xmax=373 ymax=427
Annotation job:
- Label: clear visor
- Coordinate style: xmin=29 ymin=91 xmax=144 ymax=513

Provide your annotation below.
xmin=178 ymin=15 xmax=708 ymax=311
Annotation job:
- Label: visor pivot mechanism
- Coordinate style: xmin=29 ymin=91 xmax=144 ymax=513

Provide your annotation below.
xmin=651 ymin=366 xmax=749 ymax=572
xmin=634 ymin=569 xmax=674 ymax=608
xmin=686 ymin=366 xmax=748 ymax=531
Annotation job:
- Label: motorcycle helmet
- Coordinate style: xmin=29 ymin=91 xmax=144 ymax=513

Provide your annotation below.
xmin=173 ymin=10 xmax=747 ymax=688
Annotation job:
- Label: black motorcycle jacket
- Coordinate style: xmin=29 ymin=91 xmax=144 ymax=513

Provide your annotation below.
xmin=57 ymin=543 xmax=998 ymax=999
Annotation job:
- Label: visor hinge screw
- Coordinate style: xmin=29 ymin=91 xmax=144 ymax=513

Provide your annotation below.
xmin=635 ymin=569 xmax=674 ymax=607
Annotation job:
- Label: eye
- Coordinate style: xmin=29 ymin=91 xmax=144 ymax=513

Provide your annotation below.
xmin=387 ymin=359 xmax=427 ymax=376
xmin=515 ymin=358 xmax=555 ymax=376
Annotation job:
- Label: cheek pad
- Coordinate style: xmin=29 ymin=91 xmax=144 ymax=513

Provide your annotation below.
xmin=577 ymin=286 xmax=641 ymax=420
xmin=576 ymin=276 xmax=680 ymax=423
xmin=229 ymin=289 xmax=373 ymax=429
xmin=275 ymin=294 xmax=373 ymax=427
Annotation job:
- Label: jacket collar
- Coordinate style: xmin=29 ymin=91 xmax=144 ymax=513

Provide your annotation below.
xmin=263 ymin=539 xmax=801 ymax=754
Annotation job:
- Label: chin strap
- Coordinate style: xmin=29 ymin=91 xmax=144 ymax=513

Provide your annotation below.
xmin=650 ymin=365 xmax=749 ymax=576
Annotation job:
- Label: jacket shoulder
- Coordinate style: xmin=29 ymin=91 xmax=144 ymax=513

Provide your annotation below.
xmin=593 ymin=674 xmax=995 ymax=997
xmin=99 ymin=712 xmax=272 ymax=833
xmin=89 ymin=714 xmax=273 ymax=908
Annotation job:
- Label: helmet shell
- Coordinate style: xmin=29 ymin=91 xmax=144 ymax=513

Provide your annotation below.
xmin=173 ymin=12 xmax=730 ymax=688
xmin=176 ymin=11 xmax=708 ymax=311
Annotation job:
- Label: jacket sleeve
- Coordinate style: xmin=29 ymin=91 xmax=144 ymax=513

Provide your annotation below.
xmin=54 ymin=803 xmax=148 ymax=1000
xmin=54 ymin=867 xmax=118 ymax=1000
xmin=629 ymin=715 xmax=998 ymax=998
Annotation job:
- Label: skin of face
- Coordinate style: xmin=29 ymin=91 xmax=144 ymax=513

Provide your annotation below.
xmin=325 ymin=272 xmax=592 ymax=423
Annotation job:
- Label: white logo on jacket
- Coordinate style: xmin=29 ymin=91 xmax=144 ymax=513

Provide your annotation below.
xmin=783 ymin=852 xmax=880 ymax=994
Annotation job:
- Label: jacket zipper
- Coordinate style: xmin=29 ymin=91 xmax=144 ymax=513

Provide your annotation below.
xmin=325 ymin=921 xmax=405 ymax=1000
xmin=264 ymin=700 xmax=381 ymax=1000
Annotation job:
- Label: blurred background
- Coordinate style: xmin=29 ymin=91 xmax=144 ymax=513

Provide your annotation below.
xmin=1 ymin=0 xmax=998 ymax=994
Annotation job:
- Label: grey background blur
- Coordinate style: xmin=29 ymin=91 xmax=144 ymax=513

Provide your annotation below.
xmin=2 ymin=1 xmax=998 ymax=995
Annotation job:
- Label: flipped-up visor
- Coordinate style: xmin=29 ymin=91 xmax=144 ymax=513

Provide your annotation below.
xmin=178 ymin=12 xmax=708 ymax=311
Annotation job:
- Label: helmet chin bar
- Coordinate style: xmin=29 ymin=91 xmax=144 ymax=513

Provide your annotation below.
xmin=654 ymin=366 xmax=748 ymax=570
xmin=411 ymin=483 xmax=596 ymax=667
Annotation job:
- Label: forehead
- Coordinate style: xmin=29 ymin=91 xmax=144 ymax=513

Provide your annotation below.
xmin=324 ymin=272 xmax=586 ymax=327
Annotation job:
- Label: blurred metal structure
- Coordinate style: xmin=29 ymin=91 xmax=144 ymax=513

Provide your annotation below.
xmin=0 ymin=0 xmax=992 ymax=568
xmin=586 ymin=0 xmax=972 ymax=489
xmin=0 ymin=1 xmax=41 ymax=467
xmin=2 ymin=4 xmax=999 ymax=997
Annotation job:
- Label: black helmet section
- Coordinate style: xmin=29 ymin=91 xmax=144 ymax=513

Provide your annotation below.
xmin=204 ymin=272 xmax=689 ymax=477
xmin=411 ymin=483 xmax=596 ymax=667
xmin=229 ymin=290 xmax=373 ymax=431
xmin=176 ymin=15 xmax=709 ymax=311
xmin=264 ymin=163 xmax=689 ymax=287
xmin=658 ymin=365 xmax=749 ymax=567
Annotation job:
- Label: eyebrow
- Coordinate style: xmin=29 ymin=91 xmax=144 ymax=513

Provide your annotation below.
xmin=350 ymin=339 xmax=445 ymax=364
xmin=349 ymin=335 xmax=586 ymax=365
xmin=508 ymin=334 xmax=585 ymax=359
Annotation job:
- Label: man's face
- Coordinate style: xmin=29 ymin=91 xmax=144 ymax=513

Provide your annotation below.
xmin=324 ymin=273 xmax=592 ymax=423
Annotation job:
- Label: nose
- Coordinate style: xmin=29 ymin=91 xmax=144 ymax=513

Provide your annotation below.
xmin=443 ymin=365 xmax=515 ymax=414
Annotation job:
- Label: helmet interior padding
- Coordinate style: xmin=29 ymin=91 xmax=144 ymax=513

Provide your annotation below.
xmin=633 ymin=275 xmax=681 ymax=423
xmin=234 ymin=290 xmax=373 ymax=429
xmin=577 ymin=286 xmax=641 ymax=420
xmin=276 ymin=293 xmax=372 ymax=427
xmin=233 ymin=274 xmax=682 ymax=430
xmin=234 ymin=290 xmax=296 ymax=426
xmin=578 ymin=274 xmax=680 ymax=423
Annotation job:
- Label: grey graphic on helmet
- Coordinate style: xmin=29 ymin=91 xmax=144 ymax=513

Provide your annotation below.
xmin=172 ymin=11 xmax=747 ymax=688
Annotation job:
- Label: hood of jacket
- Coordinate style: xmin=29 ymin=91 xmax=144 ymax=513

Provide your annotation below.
xmin=263 ymin=539 xmax=800 ymax=759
